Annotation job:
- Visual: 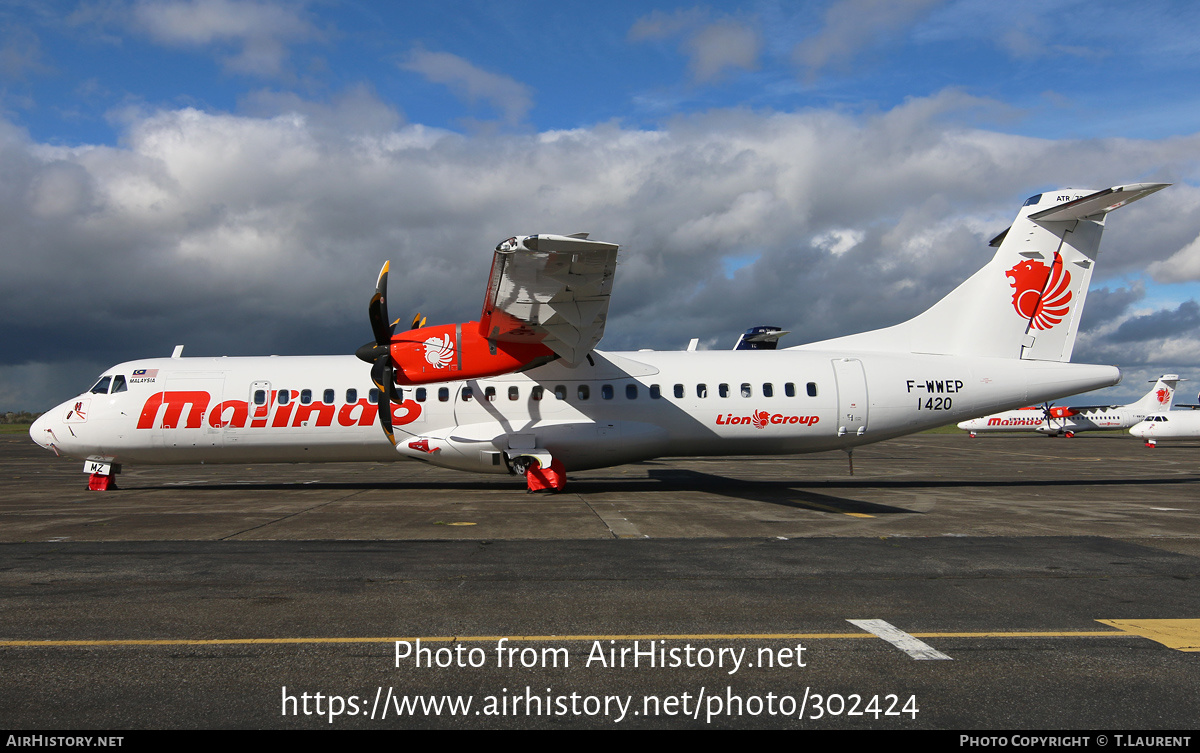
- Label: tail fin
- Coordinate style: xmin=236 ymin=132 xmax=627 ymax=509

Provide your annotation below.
xmin=1130 ymin=374 xmax=1183 ymax=411
xmin=796 ymin=183 xmax=1169 ymax=360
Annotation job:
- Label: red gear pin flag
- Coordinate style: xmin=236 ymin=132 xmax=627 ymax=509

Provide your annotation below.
xmin=524 ymin=457 xmax=566 ymax=493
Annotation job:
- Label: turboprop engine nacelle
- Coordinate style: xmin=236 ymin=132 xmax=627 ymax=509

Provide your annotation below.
xmin=388 ymin=321 xmax=557 ymax=386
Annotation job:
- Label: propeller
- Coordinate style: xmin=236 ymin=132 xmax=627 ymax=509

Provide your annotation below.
xmin=355 ymin=262 xmax=403 ymax=445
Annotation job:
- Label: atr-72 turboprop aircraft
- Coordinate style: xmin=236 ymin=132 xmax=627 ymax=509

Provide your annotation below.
xmin=31 ymin=183 xmax=1168 ymax=491
xmin=957 ymin=374 xmax=1183 ymax=437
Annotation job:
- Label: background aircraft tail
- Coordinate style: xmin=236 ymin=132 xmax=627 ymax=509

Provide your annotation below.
xmin=797 ymin=183 xmax=1168 ymax=361
xmin=1129 ymin=374 xmax=1182 ymax=411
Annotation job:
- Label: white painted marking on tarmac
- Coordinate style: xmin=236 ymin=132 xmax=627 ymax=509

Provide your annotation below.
xmin=847 ymin=619 xmax=952 ymax=660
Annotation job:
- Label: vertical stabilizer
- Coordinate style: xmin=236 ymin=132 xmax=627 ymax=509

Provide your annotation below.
xmin=1130 ymin=375 xmax=1182 ymax=411
xmin=796 ymin=183 xmax=1169 ymax=361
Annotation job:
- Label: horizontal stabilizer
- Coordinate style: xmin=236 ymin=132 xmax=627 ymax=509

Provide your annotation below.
xmin=1029 ymin=183 xmax=1169 ymax=222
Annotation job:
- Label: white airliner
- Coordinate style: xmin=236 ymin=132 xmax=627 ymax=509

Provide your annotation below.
xmin=30 ymin=183 xmax=1169 ymax=491
xmin=1129 ymin=410 xmax=1200 ymax=445
xmin=956 ymin=375 xmax=1183 ymax=437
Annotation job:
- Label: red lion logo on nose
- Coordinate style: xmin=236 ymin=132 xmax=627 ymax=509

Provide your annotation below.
xmin=1006 ymin=257 xmax=1072 ymax=330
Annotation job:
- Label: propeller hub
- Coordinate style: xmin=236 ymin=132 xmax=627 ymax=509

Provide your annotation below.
xmin=356 ymin=341 xmax=390 ymax=364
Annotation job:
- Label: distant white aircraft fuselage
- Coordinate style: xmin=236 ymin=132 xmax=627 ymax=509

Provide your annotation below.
xmin=1129 ymin=410 xmax=1200 ymax=443
xmin=30 ymin=183 xmax=1170 ymax=489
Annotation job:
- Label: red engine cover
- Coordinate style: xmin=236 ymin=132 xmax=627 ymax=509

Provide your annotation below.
xmin=388 ymin=321 xmax=555 ymax=386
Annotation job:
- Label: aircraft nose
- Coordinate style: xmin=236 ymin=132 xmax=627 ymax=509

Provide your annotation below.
xmin=1129 ymin=424 xmax=1146 ymax=438
xmin=29 ymin=412 xmax=56 ymax=451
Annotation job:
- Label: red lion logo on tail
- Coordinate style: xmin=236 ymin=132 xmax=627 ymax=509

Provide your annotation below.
xmin=1006 ymin=257 xmax=1072 ymax=330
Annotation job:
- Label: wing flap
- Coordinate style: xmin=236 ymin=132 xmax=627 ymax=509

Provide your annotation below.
xmin=481 ymin=234 xmax=619 ymax=365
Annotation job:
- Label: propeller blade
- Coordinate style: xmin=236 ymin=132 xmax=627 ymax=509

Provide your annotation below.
xmin=363 ymin=261 xmax=404 ymax=445
xmin=411 ymin=313 xmax=425 ymax=330
xmin=371 ymin=359 xmax=397 ymax=445
xmin=378 ymin=396 xmax=395 ymax=446
xmin=368 ymin=261 xmax=393 ymax=346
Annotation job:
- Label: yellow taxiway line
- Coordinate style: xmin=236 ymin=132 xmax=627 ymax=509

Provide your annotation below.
xmin=5 ymin=624 xmax=1191 ymax=648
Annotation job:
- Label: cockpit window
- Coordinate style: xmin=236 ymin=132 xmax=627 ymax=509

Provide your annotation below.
xmin=1022 ymin=194 xmax=1042 ymax=207
xmin=90 ymin=376 xmax=112 ymax=394
xmin=111 ymin=375 xmax=128 ymax=393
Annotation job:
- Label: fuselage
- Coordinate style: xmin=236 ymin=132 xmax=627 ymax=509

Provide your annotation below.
xmin=1129 ymin=411 xmax=1200 ymax=440
xmin=956 ymin=405 xmax=1151 ymax=435
xmin=31 ymin=349 xmax=1121 ymax=476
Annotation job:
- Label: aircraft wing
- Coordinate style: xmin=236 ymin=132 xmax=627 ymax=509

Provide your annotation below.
xmin=479 ymin=233 xmax=619 ymax=365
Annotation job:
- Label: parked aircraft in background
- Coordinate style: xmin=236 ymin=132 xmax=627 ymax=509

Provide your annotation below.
xmin=1129 ymin=409 xmax=1200 ymax=445
xmin=957 ymin=375 xmax=1183 ymax=437
xmin=30 ymin=183 xmax=1168 ymax=491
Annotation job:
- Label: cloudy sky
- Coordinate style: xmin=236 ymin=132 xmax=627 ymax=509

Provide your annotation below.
xmin=3 ymin=0 xmax=1200 ymax=410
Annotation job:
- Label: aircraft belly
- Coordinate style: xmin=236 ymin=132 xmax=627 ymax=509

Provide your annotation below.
xmin=421 ymin=419 xmax=672 ymax=473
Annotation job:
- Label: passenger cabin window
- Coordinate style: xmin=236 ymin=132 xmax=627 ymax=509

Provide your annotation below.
xmin=696 ymin=384 xmax=708 ymax=398
xmin=719 ymin=383 xmax=729 ymax=398
xmin=626 ymin=384 xmax=638 ymax=399
xmin=741 ymin=383 xmax=752 ymax=398
xmin=807 ymin=382 xmax=818 ymax=397
xmin=300 ymin=389 xmax=313 ymax=404
xmin=369 ymin=389 xmax=379 ymax=404
xmin=674 ymin=384 xmax=684 ymax=399
xmin=462 ymin=387 xmax=473 ymax=402
xmin=531 ymin=386 xmax=544 ymax=401
xmin=650 ymin=384 xmax=661 ymax=399
xmin=601 ymin=384 xmax=614 ymax=400
xmin=346 ymin=388 xmax=357 ymax=404
xmin=323 ymin=389 xmax=335 ymax=404
xmin=785 ymin=383 xmax=796 ymax=397
xmin=484 ymin=386 xmax=496 ymax=402
xmin=278 ymin=389 xmax=290 ymax=405
xmin=555 ymin=386 xmax=567 ymax=400
xmin=90 ymin=376 xmax=112 ymax=394
xmin=578 ymin=385 xmax=590 ymax=400
xmin=416 ymin=388 xmax=427 ymax=402
xmin=762 ymin=383 xmax=773 ymax=398
xmin=111 ymin=375 xmax=128 ymax=393
xmin=509 ymin=386 xmax=520 ymax=401
xmin=254 ymin=389 xmax=268 ymax=406
xmin=438 ymin=387 xmax=449 ymax=402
